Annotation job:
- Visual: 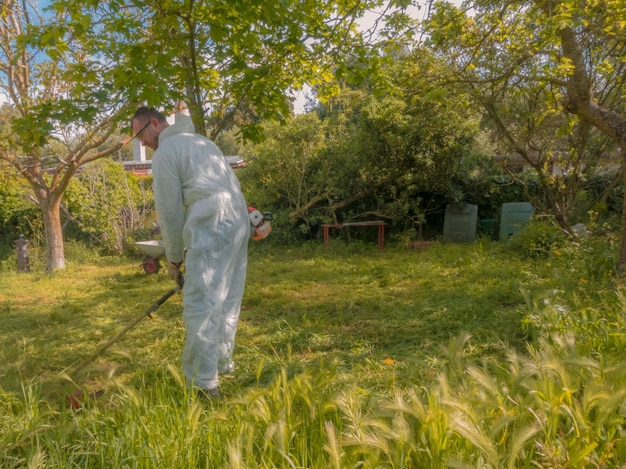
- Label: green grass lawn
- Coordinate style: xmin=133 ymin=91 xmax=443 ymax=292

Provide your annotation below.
xmin=1 ymin=239 xmax=625 ymax=468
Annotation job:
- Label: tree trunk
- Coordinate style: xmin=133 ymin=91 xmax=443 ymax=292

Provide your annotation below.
xmin=41 ymin=198 xmax=66 ymax=272
xmin=617 ymin=150 xmax=626 ymax=278
xmin=556 ymin=25 xmax=626 ymax=276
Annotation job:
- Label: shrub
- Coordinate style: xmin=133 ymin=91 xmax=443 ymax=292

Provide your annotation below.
xmin=507 ymin=219 xmax=567 ymax=258
xmin=0 ymin=174 xmax=42 ymax=246
xmin=63 ymin=159 xmax=155 ymax=254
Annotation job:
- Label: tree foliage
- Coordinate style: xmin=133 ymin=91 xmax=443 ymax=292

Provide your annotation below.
xmin=241 ymin=87 xmax=496 ymax=242
xmin=0 ymin=170 xmax=42 ymax=247
xmin=64 ymin=158 xmax=155 ymax=253
xmin=0 ymin=0 xmax=397 ymax=270
xmin=422 ymin=0 xmax=626 ymax=271
xmin=46 ymin=0 xmax=392 ymax=139
xmin=0 ymin=1 xmax=132 ymax=271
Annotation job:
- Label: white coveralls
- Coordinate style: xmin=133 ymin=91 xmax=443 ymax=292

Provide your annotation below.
xmin=151 ymin=115 xmax=249 ymax=392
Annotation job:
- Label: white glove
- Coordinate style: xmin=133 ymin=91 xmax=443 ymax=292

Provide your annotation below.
xmin=168 ymin=261 xmax=182 ymax=285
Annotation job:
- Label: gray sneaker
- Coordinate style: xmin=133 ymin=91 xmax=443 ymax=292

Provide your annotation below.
xmin=197 ymin=387 xmax=221 ymax=400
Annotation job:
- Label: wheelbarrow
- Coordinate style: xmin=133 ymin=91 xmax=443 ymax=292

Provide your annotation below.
xmin=135 ymin=240 xmax=166 ymax=274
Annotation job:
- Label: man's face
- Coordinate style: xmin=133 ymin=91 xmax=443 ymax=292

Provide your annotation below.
xmin=132 ymin=118 xmax=159 ymax=151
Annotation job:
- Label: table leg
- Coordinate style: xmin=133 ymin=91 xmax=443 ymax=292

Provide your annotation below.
xmin=378 ymin=224 xmax=385 ymax=250
xmin=324 ymin=226 xmax=330 ymax=250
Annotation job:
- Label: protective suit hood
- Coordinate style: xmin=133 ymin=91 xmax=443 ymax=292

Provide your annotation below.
xmin=159 ymin=114 xmax=195 ymax=145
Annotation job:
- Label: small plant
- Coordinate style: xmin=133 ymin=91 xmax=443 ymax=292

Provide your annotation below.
xmin=507 ymin=219 xmax=567 ymax=258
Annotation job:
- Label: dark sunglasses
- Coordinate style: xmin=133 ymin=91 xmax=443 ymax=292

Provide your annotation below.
xmin=132 ymin=120 xmax=151 ymax=140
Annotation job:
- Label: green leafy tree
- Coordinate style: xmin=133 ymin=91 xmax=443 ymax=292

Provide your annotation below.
xmin=1 ymin=0 xmax=386 ymax=271
xmin=214 ymin=127 xmax=243 ymax=156
xmin=0 ymin=2 xmax=132 ymax=271
xmin=49 ymin=0 xmax=394 ymax=139
xmin=242 ymin=88 xmax=492 ymax=240
xmin=241 ymin=113 xmax=329 ymax=239
xmin=424 ymin=0 xmax=626 ymax=274
xmin=425 ymin=1 xmax=618 ymax=230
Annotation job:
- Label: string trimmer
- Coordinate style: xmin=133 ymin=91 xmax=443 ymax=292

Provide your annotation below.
xmin=64 ymin=276 xmax=183 ymax=407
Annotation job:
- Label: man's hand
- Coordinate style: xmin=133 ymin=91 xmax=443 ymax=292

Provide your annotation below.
xmin=168 ymin=261 xmax=183 ymax=285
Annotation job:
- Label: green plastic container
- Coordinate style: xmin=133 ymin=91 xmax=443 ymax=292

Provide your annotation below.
xmin=479 ymin=218 xmax=498 ymax=240
xmin=443 ymin=204 xmax=477 ymax=242
xmin=499 ymin=202 xmax=533 ymax=241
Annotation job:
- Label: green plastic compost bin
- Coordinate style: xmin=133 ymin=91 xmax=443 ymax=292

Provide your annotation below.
xmin=499 ymin=202 xmax=533 ymax=241
xmin=443 ymin=204 xmax=478 ymax=242
xmin=479 ymin=218 xmax=498 ymax=240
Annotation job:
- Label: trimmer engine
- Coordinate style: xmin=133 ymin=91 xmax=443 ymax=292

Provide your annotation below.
xmin=248 ymin=206 xmax=272 ymax=240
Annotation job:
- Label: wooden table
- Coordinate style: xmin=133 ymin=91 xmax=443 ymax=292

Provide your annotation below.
xmin=322 ymin=221 xmax=387 ymax=250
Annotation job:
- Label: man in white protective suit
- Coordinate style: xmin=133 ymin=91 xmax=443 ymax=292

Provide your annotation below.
xmin=131 ymin=106 xmax=250 ymax=400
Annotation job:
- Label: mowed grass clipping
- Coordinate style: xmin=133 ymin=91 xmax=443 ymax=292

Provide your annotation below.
xmin=240 ymin=242 xmax=530 ymax=390
xmin=1 ymin=239 xmax=625 ymax=468
xmin=2 ymin=242 xmax=526 ymax=392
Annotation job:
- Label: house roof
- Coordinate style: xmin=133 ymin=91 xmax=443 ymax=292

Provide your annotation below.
xmin=123 ymin=155 xmax=247 ymax=174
